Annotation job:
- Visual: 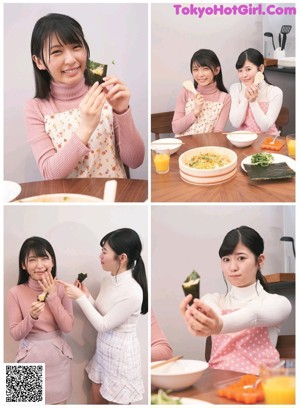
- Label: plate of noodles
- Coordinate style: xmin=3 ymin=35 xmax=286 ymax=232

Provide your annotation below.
xmin=15 ymin=193 xmax=103 ymax=203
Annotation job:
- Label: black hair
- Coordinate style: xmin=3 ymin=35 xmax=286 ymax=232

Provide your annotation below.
xmin=100 ymin=228 xmax=148 ymax=314
xmin=190 ymin=49 xmax=228 ymax=93
xmin=18 ymin=236 xmax=56 ymax=284
xmin=235 ymin=48 xmax=271 ymax=85
xmin=219 ymin=226 xmax=269 ymax=292
xmin=31 ymin=13 xmax=91 ymax=99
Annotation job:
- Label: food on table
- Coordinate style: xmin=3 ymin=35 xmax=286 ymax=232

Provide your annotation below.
xmin=182 ymin=270 xmax=200 ymax=305
xmin=186 ymin=153 xmax=231 ymax=169
xmin=244 ymin=162 xmax=295 ymax=180
xmin=217 ymin=374 xmax=264 ymax=404
xmin=153 ymin=153 xmax=170 ymax=173
xmin=151 ymin=389 xmax=182 ymax=405
xmin=182 ymin=80 xmax=197 ymax=95
xmin=250 ymin=153 xmax=274 ymax=167
xmin=37 ymin=292 xmax=48 ymax=302
xmin=286 ymin=138 xmax=296 ymax=158
xmin=262 ymin=375 xmax=295 ymax=404
xmin=254 ymin=71 xmax=264 ymax=85
xmin=87 ymin=60 xmax=108 ymax=84
xmin=261 ymin=136 xmax=284 ymax=151
xmin=77 ymin=273 xmax=88 ymax=283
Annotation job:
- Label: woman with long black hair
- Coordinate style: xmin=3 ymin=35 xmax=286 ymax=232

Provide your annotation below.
xmin=58 ymin=228 xmax=148 ymax=405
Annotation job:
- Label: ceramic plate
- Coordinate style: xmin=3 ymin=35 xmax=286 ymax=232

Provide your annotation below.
xmin=241 ymin=154 xmax=296 ymax=172
xmin=15 ymin=193 xmax=103 ymax=203
xmin=3 ymin=181 xmax=22 ymax=202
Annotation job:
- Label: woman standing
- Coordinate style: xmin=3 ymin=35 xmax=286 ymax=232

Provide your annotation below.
xmin=59 ymin=228 xmax=148 ymax=404
xmin=8 ymin=237 xmax=73 ymax=404
xmin=181 ymin=226 xmax=291 ymax=375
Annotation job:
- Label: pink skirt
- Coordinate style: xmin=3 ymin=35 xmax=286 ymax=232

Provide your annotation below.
xmin=15 ymin=330 xmax=73 ymax=404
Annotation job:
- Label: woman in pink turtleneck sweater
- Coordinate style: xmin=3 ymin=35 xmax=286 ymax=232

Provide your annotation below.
xmin=7 ymin=237 xmax=73 ymax=405
xmin=24 ymin=13 xmax=144 ymax=180
xmin=172 ymin=49 xmax=231 ymax=136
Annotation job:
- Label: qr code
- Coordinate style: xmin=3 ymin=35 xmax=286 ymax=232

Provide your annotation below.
xmin=5 ymin=364 xmax=45 ymax=403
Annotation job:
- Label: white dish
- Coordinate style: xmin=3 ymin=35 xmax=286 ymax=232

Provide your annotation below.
xmin=15 ymin=193 xmax=103 ymax=203
xmin=3 ymin=181 xmax=22 ymax=202
xmin=241 ymin=154 xmax=296 ymax=172
xmin=277 ymin=57 xmax=296 ymax=68
xmin=151 ymin=359 xmax=209 ymax=391
xmin=226 ymin=131 xmax=258 ymax=148
xmin=151 ymin=138 xmax=183 ymax=155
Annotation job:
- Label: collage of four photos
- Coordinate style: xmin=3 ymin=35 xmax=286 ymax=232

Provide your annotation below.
xmin=3 ymin=1 xmax=296 ymax=406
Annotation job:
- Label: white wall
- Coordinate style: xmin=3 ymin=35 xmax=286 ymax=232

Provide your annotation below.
xmin=151 ymin=205 xmax=295 ymax=361
xmin=151 ymin=3 xmax=296 ymax=133
xmin=4 ymin=205 xmax=149 ymax=405
xmin=4 ymin=3 xmax=148 ymax=183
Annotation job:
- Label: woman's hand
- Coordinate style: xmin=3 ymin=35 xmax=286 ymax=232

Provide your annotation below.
xmin=30 ymin=301 xmax=45 ymax=320
xmin=74 ymin=279 xmax=90 ymax=298
xmin=193 ymin=93 xmax=205 ymax=117
xmin=245 ymin=85 xmax=259 ymax=102
xmin=77 ymin=81 xmax=107 ymax=144
xmin=180 ymin=296 xmax=223 ymax=336
xmin=56 ymin=280 xmax=83 ymax=300
xmin=101 ymin=76 xmax=130 ymax=114
xmin=38 ymin=271 xmax=57 ymax=296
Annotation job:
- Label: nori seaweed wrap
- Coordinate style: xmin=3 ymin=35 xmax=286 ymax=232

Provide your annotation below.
xmin=87 ymin=60 xmax=107 ymax=85
xmin=37 ymin=292 xmax=48 ymax=302
xmin=182 ymin=270 xmax=200 ymax=305
xmin=77 ymin=273 xmax=88 ymax=283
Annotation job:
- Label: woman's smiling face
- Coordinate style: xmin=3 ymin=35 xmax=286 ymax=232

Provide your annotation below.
xmin=33 ymin=33 xmax=87 ymax=85
xmin=237 ymin=59 xmax=262 ymax=86
xmin=221 ymin=241 xmax=264 ymax=287
xmin=22 ymin=250 xmax=54 ymax=281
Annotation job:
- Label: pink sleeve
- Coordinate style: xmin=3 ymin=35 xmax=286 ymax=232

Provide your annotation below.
xmin=151 ymin=311 xmax=173 ymax=362
xmin=24 ymin=99 xmax=90 ymax=180
xmin=172 ymin=88 xmax=197 ymax=134
xmin=113 ymin=108 xmax=145 ymax=169
xmin=46 ymin=284 xmax=73 ymax=333
xmin=213 ymin=93 xmax=231 ymax=132
xmin=8 ymin=289 xmax=36 ymax=341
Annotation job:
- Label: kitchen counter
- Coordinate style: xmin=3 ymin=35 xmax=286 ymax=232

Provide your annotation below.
xmin=265 ymin=66 xmax=295 ymax=74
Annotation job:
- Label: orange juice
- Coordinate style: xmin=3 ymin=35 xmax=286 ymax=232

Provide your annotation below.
xmin=153 ymin=153 xmax=170 ymax=174
xmin=262 ymin=376 xmax=295 ymax=404
xmin=287 ymin=139 xmax=296 ymax=158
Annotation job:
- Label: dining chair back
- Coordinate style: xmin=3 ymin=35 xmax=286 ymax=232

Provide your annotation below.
xmin=275 ymin=106 xmax=289 ymax=134
xmin=151 ymin=111 xmax=174 ymax=140
xmin=276 ymin=334 xmax=295 ymax=359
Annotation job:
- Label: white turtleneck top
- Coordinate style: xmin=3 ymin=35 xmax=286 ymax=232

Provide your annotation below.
xmin=201 ymin=281 xmax=292 ymax=345
xmin=76 ymin=270 xmax=142 ymax=333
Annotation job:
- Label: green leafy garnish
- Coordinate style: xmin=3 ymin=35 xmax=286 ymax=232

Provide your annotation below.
xmin=151 ymin=389 xmax=182 ymax=405
xmin=250 ymin=153 xmax=274 ymax=167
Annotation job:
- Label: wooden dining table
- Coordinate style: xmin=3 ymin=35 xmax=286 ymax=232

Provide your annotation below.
xmin=14 ymin=178 xmax=148 ymax=203
xmin=151 ymin=133 xmax=295 ymax=202
xmin=153 ymin=367 xmax=265 ymax=405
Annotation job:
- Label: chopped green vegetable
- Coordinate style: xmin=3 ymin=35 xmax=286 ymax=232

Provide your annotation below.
xmin=151 ymin=389 xmax=182 ymax=405
xmin=250 ymin=153 xmax=274 ymax=167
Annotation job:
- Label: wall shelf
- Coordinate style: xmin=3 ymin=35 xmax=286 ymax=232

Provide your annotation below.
xmin=265 ymin=273 xmax=295 ymax=283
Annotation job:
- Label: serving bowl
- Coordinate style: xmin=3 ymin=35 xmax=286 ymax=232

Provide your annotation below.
xmin=226 ymin=131 xmax=258 ymax=148
xmin=179 ymin=146 xmax=237 ymax=185
xmin=151 ymin=359 xmax=209 ymax=391
xmin=151 ymin=138 xmax=183 ymax=155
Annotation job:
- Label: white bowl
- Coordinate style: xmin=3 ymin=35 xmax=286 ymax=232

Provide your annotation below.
xmin=226 ymin=131 xmax=258 ymax=148
xmin=179 ymin=146 xmax=237 ymax=185
xmin=151 ymin=138 xmax=183 ymax=155
xmin=151 ymin=359 xmax=209 ymax=391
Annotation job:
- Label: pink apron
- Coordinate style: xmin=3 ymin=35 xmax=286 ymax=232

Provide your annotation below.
xmin=209 ymin=309 xmax=280 ymax=375
xmin=239 ymin=102 xmax=278 ymax=135
xmin=176 ymin=92 xmax=226 ymax=136
xmin=44 ymin=103 xmax=127 ymax=178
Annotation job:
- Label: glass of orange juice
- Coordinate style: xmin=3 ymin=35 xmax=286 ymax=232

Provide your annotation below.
xmin=261 ymin=359 xmax=295 ymax=404
xmin=286 ymin=134 xmax=296 ymax=159
xmin=152 ymin=148 xmax=170 ymax=174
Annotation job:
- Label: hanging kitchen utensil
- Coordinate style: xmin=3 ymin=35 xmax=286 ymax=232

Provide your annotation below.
xmin=264 ymin=32 xmax=275 ymax=50
xmin=280 ymin=25 xmax=292 ymax=50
